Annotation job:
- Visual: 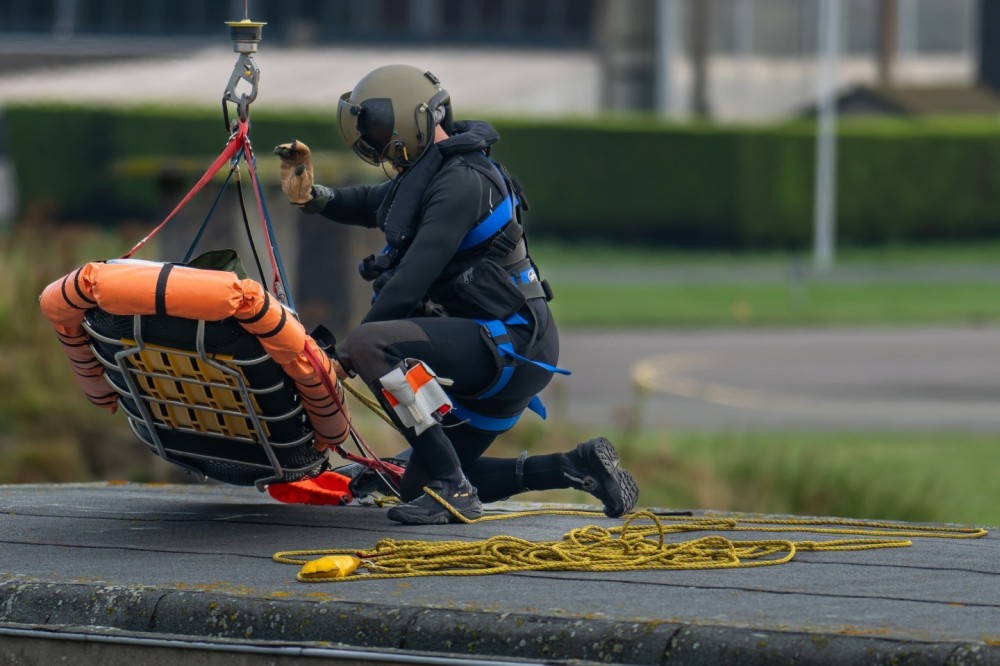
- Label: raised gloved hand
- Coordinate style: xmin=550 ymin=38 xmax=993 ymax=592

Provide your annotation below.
xmin=273 ymin=140 xmax=314 ymax=205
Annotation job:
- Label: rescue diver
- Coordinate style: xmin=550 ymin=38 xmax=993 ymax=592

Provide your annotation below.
xmin=274 ymin=64 xmax=638 ymax=524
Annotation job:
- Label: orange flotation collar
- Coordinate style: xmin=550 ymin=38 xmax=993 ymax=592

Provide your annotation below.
xmin=39 ymin=260 xmax=351 ymax=449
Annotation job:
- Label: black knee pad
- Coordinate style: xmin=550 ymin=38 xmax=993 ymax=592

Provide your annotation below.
xmin=342 ymin=320 xmax=430 ymax=383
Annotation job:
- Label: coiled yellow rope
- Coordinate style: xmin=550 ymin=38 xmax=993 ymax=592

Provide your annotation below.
xmin=306 ymin=384 xmax=991 ymax=582
xmin=273 ymin=500 xmax=987 ymax=582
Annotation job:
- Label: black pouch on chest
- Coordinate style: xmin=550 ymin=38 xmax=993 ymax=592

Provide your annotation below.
xmin=447 ymin=258 xmax=526 ymax=320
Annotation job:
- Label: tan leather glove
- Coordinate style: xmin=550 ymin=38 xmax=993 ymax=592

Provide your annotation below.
xmin=273 ymin=140 xmax=314 ymax=205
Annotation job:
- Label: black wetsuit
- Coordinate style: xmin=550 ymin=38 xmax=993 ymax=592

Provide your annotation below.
xmin=309 ymin=121 xmax=561 ymax=502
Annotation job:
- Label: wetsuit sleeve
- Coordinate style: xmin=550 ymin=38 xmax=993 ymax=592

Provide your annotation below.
xmin=361 ymin=166 xmax=483 ymax=323
xmin=307 ymin=181 xmax=393 ymax=229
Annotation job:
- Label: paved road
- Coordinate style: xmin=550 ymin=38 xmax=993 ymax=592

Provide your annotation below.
xmin=549 ymin=326 xmax=1000 ymax=432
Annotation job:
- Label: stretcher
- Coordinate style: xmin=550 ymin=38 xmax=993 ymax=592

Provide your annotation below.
xmin=40 ymin=258 xmax=347 ymax=488
xmin=39 ymin=255 xmax=402 ymax=500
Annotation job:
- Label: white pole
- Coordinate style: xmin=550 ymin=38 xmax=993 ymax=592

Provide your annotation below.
xmin=654 ymin=0 xmax=680 ymax=115
xmin=813 ymin=0 xmax=840 ymax=272
xmin=734 ymin=0 xmax=754 ymax=57
xmin=898 ymin=0 xmax=917 ymax=58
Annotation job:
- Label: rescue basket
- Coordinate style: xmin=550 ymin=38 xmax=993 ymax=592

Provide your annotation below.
xmin=85 ymin=309 xmax=323 ymax=487
xmin=39 ymin=258 xmax=357 ymax=490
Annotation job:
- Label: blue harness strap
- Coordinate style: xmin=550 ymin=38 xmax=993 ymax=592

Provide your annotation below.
xmin=448 ymin=403 xmax=522 ymax=432
xmin=456 ymin=194 xmax=516 ymax=252
xmin=511 ymin=265 xmax=538 ymax=286
xmin=369 ymin=172 xmax=516 ymax=303
xmin=476 ymin=321 xmax=516 ymax=399
xmin=476 ymin=314 xmax=570 ymax=397
xmin=457 ymin=159 xmax=522 ymax=253
xmin=449 ymin=396 xmax=548 ymax=432
xmin=448 ymin=314 xmax=570 ymax=432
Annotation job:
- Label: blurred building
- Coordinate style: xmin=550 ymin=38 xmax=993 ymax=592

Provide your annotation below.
xmin=0 ymin=0 xmax=987 ymax=223
xmin=0 ymin=0 xmax=596 ymax=46
xmin=0 ymin=0 xmax=984 ymax=121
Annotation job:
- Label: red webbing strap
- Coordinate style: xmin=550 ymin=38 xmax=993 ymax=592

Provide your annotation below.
xmin=332 ymin=445 xmax=405 ymax=480
xmin=301 ymin=344 xmax=405 ymax=488
xmin=122 ymin=119 xmax=250 ymax=259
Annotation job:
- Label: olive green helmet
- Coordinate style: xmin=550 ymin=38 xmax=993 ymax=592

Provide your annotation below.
xmin=337 ymin=64 xmax=452 ymax=168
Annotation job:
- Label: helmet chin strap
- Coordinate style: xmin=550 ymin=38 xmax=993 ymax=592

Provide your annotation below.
xmin=388 ymin=123 xmax=437 ymax=173
xmin=389 ymin=143 xmax=412 ymax=174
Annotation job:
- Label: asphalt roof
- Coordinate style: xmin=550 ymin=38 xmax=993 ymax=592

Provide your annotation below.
xmin=1 ymin=482 xmax=997 ymax=664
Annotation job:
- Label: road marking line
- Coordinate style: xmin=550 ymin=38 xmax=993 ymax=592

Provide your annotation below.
xmin=630 ymin=352 xmax=992 ymax=418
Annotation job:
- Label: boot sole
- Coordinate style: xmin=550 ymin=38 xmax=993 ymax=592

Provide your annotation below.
xmin=386 ymin=508 xmax=483 ymax=525
xmin=386 ymin=501 xmax=483 ymax=525
xmin=587 ymin=438 xmax=639 ymax=518
xmin=386 ymin=509 xmax=450 ymax=525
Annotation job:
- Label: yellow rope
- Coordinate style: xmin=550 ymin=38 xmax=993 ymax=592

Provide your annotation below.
xmin=305 ymin=390 xmax=990 ymax=583
xmin=273 ymin=493 xmax=987 ymax=582
xmin=341 ymin=379 xmax=395 ymax=428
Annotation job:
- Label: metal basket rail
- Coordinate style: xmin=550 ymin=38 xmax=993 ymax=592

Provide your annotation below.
xmin=83 ymin=313 xmax=325 ymax=490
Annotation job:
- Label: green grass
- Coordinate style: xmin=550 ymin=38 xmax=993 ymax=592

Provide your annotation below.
xmin=528 ymin=239 xmax=1000 ymax=328
xmin=549 ymin=281 xmax=1000 ymax=328
xmin=649 ymin=430 xmax=1000 ymax=528
xmin=530 ymin=238 xmax=1000 ymax=269
xmin=498 ymin=427 xmax=1000 ymax=528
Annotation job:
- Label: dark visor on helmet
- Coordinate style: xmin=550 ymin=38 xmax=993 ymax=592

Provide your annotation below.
xmin=337 ymin=92 xmax=382 ymax=165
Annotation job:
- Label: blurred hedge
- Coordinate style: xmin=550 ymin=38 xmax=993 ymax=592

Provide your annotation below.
xmin=3 ymin=104 xmax=362 ymax=223
xmin=6 ymin=103 xmax=1000 ymax=248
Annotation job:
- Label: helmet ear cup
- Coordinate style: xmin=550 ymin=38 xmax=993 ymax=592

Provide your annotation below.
xmin=439 ymin=101 xmax=454 ymax=135
xmin=427 ymin=89 xmax=452 ymax=138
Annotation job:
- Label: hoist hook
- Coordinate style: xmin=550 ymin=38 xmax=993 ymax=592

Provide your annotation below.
xmin=222 ymin=17 xmax=266 ymax=132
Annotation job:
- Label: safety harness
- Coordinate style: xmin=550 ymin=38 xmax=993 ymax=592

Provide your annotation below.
xmin=445 ymin=164 xmax=571 ymax=432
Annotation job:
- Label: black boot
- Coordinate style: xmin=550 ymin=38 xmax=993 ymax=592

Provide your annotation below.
xmin=386 ymin=476 xmax=483 ymax=525
xmin=564 ymin=438 xmax=639 ymax=518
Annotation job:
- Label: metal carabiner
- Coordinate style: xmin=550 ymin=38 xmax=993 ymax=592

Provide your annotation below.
xmin=222 ymin=19 xmax=265 ymax=132
xmin=222 ymin=52 xmax=260 ymax=130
